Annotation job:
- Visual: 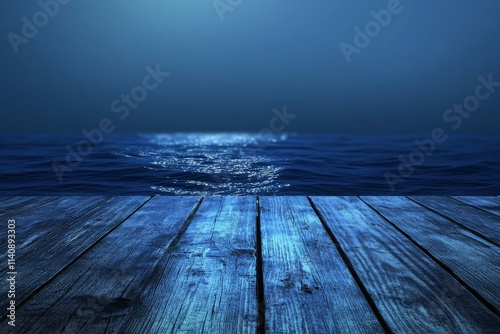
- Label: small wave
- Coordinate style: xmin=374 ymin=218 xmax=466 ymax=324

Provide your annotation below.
xmin=0 ymin=133 xmax=499 ymax=195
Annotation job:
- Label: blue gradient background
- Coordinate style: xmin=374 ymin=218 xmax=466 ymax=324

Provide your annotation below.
xmin=1 ymin=0 xmax=499 ymax=133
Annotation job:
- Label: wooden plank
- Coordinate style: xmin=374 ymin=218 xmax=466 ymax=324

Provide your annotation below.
xmin=6 ymin=196 xmax=201 ymax=333
xmin=259 ymin=196 xmax=384 ymax=333
xmin=0 ymin=196 xmax=58 ymax=218
xmin=410 ymin=196 xmax=500 ymax=246
xmin=10 ymin=197 xmax=257 ymax=333
xmin=0 ymin=196 xmax=60 ymax=258
xmin=117 ymin=196 xmax=258 ymax=333
xmin=0 ymin=196 xmax=150 ymax=320
xmin=0 ymin=196 xmax=115 ymax=265
xmin=310 ymin=196 xmax=500 ymax=334
xmin=0 ymin=196 xmax=57 ymax=210
xmin=363 ymin=196 xmax=500 ymax=311
xmin=0 ymin=196 xmax=108 ymax=266
xmin=452 ymin=196 xmax=500 ymax=217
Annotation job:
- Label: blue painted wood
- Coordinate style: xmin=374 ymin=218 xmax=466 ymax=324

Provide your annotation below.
xmin=0 ymin=196 xmax=150 ymax=321
xmin=452 ymin=196 xmax=500 ymax=217
xmin=1 ymin=196 xmax=499 ymax=333
xmin=410 ymin=196 xmax=500 ymax=246
xmin=121 ymin=196 xmax=258 ymax=334
xmin=259 ymin=196 xmax=384 ymax=333
xmin=9 ymin=196 xmax=201 ymax=333
xmin=363 ymin=196 xmax=500 ymax=312
xmin=0 ymin=196 xmax=58 ymax=219
xmin=311 ymin=196 xmax=500 ymax=334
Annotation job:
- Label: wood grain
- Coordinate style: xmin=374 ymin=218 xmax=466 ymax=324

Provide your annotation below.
xmin=452 ymin=196 xmax=500 ymax=217
xmin=363 ymin=196 xmax=500 ymax=312
xmin=120 ymin=196 xmax=258 ymax=334
xmin=0 ymin=196 xmax=58 ymax=220
xmin=1 ymin=196 xmax=499 ymax=333
xmin=7 ymin=196 xmax=201 ymax=333
xmin=259 ymin=196 xmax=384 ymax=333
xmin=0 ymin=196 xmax=150 ymax=320
xmin=311 ymin=196 xmax=500 ymax=334
xmin=410 ymin=196 xmax=500 ymax=246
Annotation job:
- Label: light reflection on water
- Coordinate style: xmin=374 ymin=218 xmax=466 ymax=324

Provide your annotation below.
xmin=2 ymin=133 xmax=499 ymax=195
xmin=139 ymin=133 xmax=290 ymax=195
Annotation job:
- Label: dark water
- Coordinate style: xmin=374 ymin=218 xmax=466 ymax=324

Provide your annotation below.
xmin=0 ymin=133 xmax=499 ymax=195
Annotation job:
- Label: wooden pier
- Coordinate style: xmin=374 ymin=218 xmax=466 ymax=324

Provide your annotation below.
xmin=0 ymin=196 xmax=499 ymax=333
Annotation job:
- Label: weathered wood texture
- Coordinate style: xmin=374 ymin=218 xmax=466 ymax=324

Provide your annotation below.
xmin=120 ymin=196 xmax=258 ymax=334
xmin=363 ymin=196 xmax=500 ymax=312
xmin=410 ymin=196 xmax=500 ymax=246
xmin=0 ymin=196 xmax=499 ymax=334
xmin=9 ymin=196 xmax=202 ymax=333
xmin=0 ymin=196 xmax=151 ymax=319
xmin=310 ymin=196 xmax=500 ymax=333
xmin=0 ymin=196 xmax=58 ymax=220
xmin=452 ymin=196 xmax=500 ymax=217
xmin=259 ymin=196 xmax=384 ymax=333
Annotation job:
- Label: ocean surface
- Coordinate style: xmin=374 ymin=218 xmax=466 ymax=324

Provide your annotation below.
xmin=0 ymin=133 xmax=499 ymax=195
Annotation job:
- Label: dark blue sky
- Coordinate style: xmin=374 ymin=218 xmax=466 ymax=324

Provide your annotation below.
xmin=1 ymin=0 xmax=499 ymax=133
